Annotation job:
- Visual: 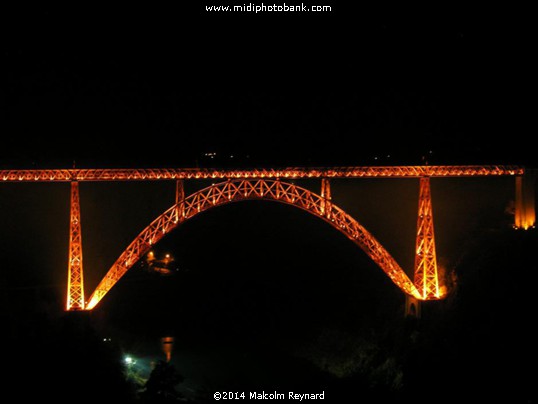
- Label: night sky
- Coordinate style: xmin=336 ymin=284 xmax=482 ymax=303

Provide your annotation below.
xmin=2 ymin=6 xmax=536 ymax=402
xmin=3 ymin=7 xmax=534 ymax=168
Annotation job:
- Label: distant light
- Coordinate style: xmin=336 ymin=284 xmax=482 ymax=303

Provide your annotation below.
xmin=124 ymin=356 xmax=134 ymax=365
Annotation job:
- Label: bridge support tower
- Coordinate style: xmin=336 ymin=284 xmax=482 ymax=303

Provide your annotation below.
xmin=413 ymin=177 xmax=442 ymax=300
xmin=66 ymin=181 xmax=85 ymax=310
xmin=515 ymin=173 xmax=536 ymax=230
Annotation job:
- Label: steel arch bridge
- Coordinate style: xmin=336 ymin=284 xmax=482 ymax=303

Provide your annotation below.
xmin=85 ymin=179 xmax=421 ymax=309
xmin=1 ymin=165 xmax=534 ymax=313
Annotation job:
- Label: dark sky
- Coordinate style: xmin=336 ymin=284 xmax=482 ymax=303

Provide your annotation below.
xmin=2 ymin=6 xmax=534 ymax=168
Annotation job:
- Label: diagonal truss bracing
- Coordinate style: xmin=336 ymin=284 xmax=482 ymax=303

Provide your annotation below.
xmin=85 ymin=179 xmax=421 ymax=309
xmin=414 ymin=178 xmax=442 ymax=299
xmin=0 ymin=165 xmax=524 ymax=182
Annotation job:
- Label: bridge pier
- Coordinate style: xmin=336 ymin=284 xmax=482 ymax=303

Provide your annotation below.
xmin=66 ymin=181 xmax=85 ymax=310
xmin=515 ymin=173 xmax=536 ymax=230
xmin=413 ymin=177 xmax=442 ymax=300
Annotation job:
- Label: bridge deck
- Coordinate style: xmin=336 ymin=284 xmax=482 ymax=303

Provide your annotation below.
xmin=0 ymin=166 xmax=525 ymax=182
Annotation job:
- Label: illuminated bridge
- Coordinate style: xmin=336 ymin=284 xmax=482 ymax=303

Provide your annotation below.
xmin=1 ymin=166 xmax=535 ymax=314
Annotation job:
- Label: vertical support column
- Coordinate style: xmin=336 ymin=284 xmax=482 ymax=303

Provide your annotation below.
xmin=175 ymin=179 xmax=185 ymax=223
xmin=321 ymin=178 xmax=332 ymax=217
xmin=515 ymin=174 xmax=536 ymax=230
xmin=66 ymin=181 xmax=85 ymax=310
xmin=413 ymin=177 xmax=441 ymax=300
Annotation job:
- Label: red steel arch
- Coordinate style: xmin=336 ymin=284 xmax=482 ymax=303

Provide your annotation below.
xmin=86 ymin=179 xmax=420 ymax=309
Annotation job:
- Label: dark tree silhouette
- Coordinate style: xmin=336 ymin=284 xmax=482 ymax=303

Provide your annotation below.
xmin=140 ymin=360 xmax=184 ymax=402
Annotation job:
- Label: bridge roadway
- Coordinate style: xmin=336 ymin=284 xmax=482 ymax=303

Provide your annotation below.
xmin=0 ymin=166 xmax=526 ymax=182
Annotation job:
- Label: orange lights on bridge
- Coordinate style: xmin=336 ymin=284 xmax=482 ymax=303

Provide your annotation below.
xmin=66 ymin=182 xmax=85 ymax=310
xmin=414 ymin=178 xmax=443 ymax=300
xmin=1 ymin=165 xmax=529 ymax=312
xmin=86 ymin=179 xmax=424 ymax=309
xmin=76 ymin=168 xmax=536 ymax=310
xmin=0 ymin=165 xmax=526 ymax=182
xmin=515 ymin=175 xmax=536 ymax=230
